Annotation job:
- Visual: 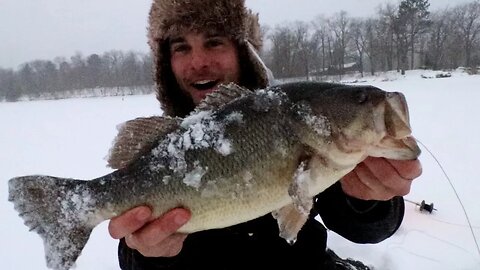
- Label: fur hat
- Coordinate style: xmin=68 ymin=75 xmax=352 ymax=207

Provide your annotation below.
xmin=148 ymin=0 xmax=271 ymax=117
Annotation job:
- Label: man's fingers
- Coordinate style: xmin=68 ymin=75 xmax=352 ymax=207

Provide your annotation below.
xmin=132 ymin=208 xmax=191 ymax=247
xmin=387 ymin=158 xmax=422 ymax=180
xmin=362 ymin=157 xmax=415 ymax=197
xmin=344 ymin=163 xmax=394 ymax=200
xmin=124 ymin=208 xmax=191 ymax=256
xmin=340 ymin=157 xmax=421 ymax=201
xmin=128 ymin=233 xmax=188 ymax=257
xmin=341 ymin=170 xmax=372 ymax=200
xmin=108 ymin=206 xmax=152 ymax=239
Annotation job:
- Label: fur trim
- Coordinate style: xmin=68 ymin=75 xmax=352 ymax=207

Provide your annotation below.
xmin=147 ymin=0 xmax=269 ymax=117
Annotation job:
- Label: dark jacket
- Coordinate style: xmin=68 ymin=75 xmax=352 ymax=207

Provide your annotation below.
xmin=118 ymin=182 xmax=404 ymax=269
xmin=120 ymin=1 xmax=406 ymax=268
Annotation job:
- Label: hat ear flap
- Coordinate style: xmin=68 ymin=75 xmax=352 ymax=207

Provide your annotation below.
xmin=243 ymin=41 xmax=273 ymax=89
xmin=244 ymin=10 xmax=263 ymax=51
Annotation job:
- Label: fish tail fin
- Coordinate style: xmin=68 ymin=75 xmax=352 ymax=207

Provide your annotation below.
xmin=8 ymin=175 xmax=99 ymax=270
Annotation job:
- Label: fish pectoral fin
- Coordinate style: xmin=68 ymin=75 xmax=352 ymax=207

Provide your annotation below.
xmin=272 ymin=160 xmax=314 ymax=244
xmin=107 ymin=116 xmax=181 ymax=169
xmin=289 ymin=160 xmax=314 ymax=215
xmin=272 ymin=203 xmax=310 ymax=245
xmin=195 ymin=82 xmax=251 ymax=111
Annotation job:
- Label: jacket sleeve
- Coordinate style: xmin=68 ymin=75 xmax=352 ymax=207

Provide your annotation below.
xmin=314 ymin=182 xmax=405 ymax=244
xmin=118 ymin=238 xmax=180 ymax=270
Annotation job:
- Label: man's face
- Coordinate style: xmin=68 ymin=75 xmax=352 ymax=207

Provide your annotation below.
xmin=170 ymin=32 xmax=241 ymax=104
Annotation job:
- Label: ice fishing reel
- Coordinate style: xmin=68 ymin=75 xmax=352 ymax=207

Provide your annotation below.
xmin=405 ymin=199 xmax=437 ymax=214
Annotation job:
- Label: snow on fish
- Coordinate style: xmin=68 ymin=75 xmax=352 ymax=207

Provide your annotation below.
xmin=8 ymin=81 xmax=421 ymax=270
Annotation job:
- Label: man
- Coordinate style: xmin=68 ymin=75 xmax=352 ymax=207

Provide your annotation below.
xmin=108 ymin=0 xmax=422 ymax=269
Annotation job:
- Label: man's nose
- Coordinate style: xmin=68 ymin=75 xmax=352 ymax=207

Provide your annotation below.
xmin=190 ymin=48 xmax=210 ymax=70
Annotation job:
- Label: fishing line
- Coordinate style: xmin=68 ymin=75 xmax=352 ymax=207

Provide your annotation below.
xmin=415 ymin=138 xmax=480 ymax=257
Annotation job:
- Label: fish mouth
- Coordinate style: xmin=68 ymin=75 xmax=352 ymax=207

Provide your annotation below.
xmin=371 ymin=92 xmax=421 ymax=160
xmin=384 ymin=92 xmax=412 ymax=139
xmin=371 ymin=135 xmax=421 ymax=160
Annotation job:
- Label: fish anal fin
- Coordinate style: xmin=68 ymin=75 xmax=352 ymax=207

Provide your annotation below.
xmin=272 ymin=203 xmax=310 ymax=245
xmin=195 ymin=83 xmax=252 ymax=111
xmin=107 ymin=116 xmax=181 ymax=169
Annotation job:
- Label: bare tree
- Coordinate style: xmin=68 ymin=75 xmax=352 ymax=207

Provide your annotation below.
xmin=291 ymin=21 xmax=318 ymax=79
xmin=120 ymin=52 xmax=142 ymax=87
xmin=0 ymin=50 xmax=154 ymax=101
xmin=0 ymin=68 xmax=19 ymax=101
xmin=103 ymin=50 xmax=125 ymax=87
xmin=312 ymin=15 xmax=331 ymax=78
xmin=86 ymin=54 xmax=103 ymax=88
xmin=376 ymin=3 xmax=398 ymax=72
xmin=363 ymin=18 xmax=383 ymax=75
xmin=349 ymin=18 xmax=366 ymax=76
xmin=268 ymin=25 xmax=296 ymax=77
xmin=56 ymin=60 xmax=71 ymax=93
xmin=69 ymin=52 xmax=87 ymax=90
xmin=140 ymin=53 xmax=154 ymax=86
xmin=18 ymin=64 xmax=37 ymax=97
xmin=452 ymin=1 xmax=480 ymax=68
xmin=425 ymin=9 xmax=455 ymax=69
xmin=329 ymin=11 xmax=351 ymax=75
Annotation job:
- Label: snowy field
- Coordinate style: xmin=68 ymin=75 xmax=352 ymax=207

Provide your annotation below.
xmin=1 ymin=70 xmax=480 ymax=269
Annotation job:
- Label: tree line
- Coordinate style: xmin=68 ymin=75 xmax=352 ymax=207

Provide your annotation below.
xmin=262 ymin=0 xmax=480 ymax=79
xmin=2 ymin=0 xmax=480 ymax=102
xmin=0 ymin=51 xmax=153 ymax=101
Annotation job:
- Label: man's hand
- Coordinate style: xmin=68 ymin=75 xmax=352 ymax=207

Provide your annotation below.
xmin=108 ymin=206 xmax=191 ymax=257
xmin=341 ymin=157 xmax=422 ymax=201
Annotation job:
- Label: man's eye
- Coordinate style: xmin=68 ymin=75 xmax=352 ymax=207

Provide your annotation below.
xmin=205 ymin=39 xmax=224 ymax=48
xmin=171 ymin=44 xmax=189 ymax=53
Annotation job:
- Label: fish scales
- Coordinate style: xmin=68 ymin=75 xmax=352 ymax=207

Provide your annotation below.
xmin=90 ymin=96 xmax=303 ymax=232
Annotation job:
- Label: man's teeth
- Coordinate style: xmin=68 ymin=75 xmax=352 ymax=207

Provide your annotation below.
xmin=195 ymin=80 xmax=214 ymax=85
xmin=192 ymin=80 xmax=218 ymax=90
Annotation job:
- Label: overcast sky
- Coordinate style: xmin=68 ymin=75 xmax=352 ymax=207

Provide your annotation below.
xmin=0 ymin=0 xmax=472 ymax=69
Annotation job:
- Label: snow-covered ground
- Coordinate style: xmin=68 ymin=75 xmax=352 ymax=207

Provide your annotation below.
xmin=1 ymin=69 xmax=479 ymax=269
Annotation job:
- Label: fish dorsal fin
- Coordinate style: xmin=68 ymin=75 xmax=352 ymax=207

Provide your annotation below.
xmin=195 ymin=83 xmax=252 ymax=111
xmin=107 ymin=116 xmax=181 ymax=169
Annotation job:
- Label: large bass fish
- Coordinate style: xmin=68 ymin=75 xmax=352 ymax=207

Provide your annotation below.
xmin=8 ymin=81 xmax=421 ymax=270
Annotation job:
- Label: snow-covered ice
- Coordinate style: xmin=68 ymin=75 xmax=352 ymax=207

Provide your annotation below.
xmin=1 ymin=69 xmax=480 ymax=269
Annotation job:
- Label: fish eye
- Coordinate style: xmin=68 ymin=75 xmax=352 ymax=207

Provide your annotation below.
xmin=356 ymin=91 xmax=368 ymax=104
